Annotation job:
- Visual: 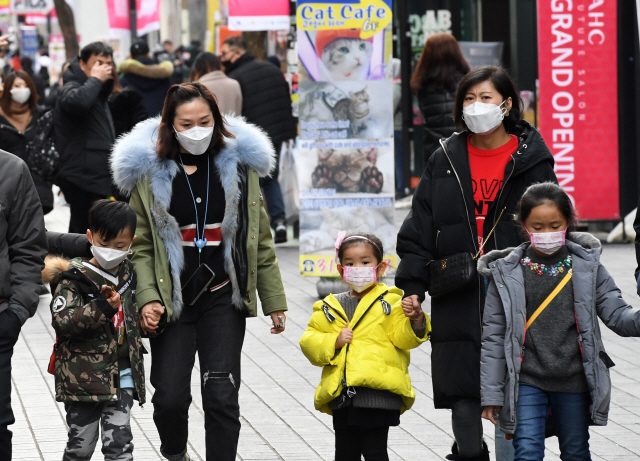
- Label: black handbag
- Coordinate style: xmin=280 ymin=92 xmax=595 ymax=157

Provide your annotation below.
xmin=428 ymin=208 xmax=505 ymax=298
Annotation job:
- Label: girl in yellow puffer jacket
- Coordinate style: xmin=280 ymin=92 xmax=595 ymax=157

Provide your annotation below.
xmin=300 ymin=232 xmax=431 ymax=461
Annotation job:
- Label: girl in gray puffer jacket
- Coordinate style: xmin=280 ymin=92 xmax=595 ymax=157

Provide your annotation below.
xmin=478 ymin=182 xmax=640 ymax=461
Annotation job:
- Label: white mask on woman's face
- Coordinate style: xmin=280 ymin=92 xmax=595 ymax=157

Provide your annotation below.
xmin=10 ymin=87 xmax=31 ymax=105
xmin=173 ymin=125 xmax=214 ymax=155
xmin=462 ymin=100 xmax=508 ymax=135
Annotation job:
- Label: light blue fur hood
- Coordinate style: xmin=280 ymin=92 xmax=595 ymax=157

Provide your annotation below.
xmin=111 ymin=114 xmax=275 ymax=195
xmin=110 ymin=114 xmax=276 ymax=318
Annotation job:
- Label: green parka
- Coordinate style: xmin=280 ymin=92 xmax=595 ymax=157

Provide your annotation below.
xmin=111 ymin=115 xmax=287 ymax=320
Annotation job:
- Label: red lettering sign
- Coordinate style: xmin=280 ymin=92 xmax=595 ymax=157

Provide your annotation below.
xmin=537 ymin=0 xmax=619 ymax=220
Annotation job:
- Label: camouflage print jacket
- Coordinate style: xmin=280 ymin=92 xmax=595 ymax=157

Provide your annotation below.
xmin=43 ymin=256 xmax=146 ymax=404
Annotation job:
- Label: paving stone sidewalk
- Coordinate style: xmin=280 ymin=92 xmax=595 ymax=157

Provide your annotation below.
xmin=10 ymin=200 xmax=640 ymax=460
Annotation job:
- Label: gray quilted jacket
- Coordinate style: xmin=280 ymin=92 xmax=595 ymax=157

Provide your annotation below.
xmin=478 ymin=232 xmax=640 ymax=434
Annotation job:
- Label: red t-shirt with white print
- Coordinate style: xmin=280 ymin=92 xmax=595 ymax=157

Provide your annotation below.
xmin=467 ymin=135 xmax=518 ymax=254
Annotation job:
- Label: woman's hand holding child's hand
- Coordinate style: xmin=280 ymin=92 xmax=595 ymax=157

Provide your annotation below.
xmin=402 ymin=295 xmax=425 ymax=327
xmin=481 ymin=405 xmax=502 ymax=425
xmin=335 ymin=322 xmax=353 ymax=349
xmin=140 ymin=302 xmax=166 ymax=334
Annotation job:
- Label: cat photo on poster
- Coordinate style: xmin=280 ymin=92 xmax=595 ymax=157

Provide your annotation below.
xmin=299 ymin=80 xmax=393 ymax=139
xmin=297 ymin=142 xmax=394 ymax=196
xmin=299 ymin=203 xmax=396 ymax=255
xmin=298 ymin=28 xmax=389 ymax=82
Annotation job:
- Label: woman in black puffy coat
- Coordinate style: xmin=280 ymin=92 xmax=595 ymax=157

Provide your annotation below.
xmin=411 ymin=33 xmax=470 ymax=164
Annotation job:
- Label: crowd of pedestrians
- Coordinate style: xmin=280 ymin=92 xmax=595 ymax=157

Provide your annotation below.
xmin=1 ymin=30 xmax=640 ymax=461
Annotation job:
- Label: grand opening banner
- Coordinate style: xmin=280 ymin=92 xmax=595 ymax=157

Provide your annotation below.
xmin=296 ymin=0 xmax=396 ymax=276
xmin=537 ymin=0 xmax=619 ymax=220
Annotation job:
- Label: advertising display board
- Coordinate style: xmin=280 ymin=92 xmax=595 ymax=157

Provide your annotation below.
xmin=296 ymin=0 xmax=396 ymax=276
xmin=228 ymin=0 xmax=290 ymax=31
xmin=537 ymin=0 xmax=619 ymax=220
xmin=20 ymin=25 xmax=38 ymax=63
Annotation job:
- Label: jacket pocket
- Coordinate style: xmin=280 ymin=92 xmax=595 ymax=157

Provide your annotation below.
xmin=599 ymin=351 xmax=615 ymax=368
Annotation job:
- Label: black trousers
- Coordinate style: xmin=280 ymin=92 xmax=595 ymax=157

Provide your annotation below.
xmin=0 ymin=310 xmax=22 ymax=461
xmin=59 ymin=182 xmax=104 ymax=234
xmin=333 ymin=407 xmax=398 ymax=461
xmin=150 ymin=284 xmax=246 ymax=461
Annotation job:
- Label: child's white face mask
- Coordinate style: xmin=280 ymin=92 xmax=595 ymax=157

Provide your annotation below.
xmin=91 ymin=241 xmax=132 ymax=269
xmin=342 ymin=265 xmax=378 ymax=292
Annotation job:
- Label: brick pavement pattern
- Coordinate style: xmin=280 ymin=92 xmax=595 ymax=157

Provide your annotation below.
xmin=10 ymin=201 xmax=640 ymax=460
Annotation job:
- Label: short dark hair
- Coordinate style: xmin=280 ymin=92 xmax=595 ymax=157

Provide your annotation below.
xmin=223 ymin=36 xmax=247 ymax=51
xmin=337 ymin=233 xmax=384 ymax=265
xmin=130 ymin=39 xmax=150 ymax=58
xmin=0 ymin=71 xmax=39 ymax=114
xmin=89 ymin=200 xmax=137 ymax=242
xmin=163 ymin=39 xmax=172 ymax=46
xmin=453 ymin=66 xmax=523 ymax=133
xmin=190 ymin=52 xmax=221 ymax=80
xmin=515 ymin=182 xmax=577 ymax=234
xmin=156 ymin=82 xmax=235 ymax=160
xmin=80 ymin=42 xmax=113 ymax=63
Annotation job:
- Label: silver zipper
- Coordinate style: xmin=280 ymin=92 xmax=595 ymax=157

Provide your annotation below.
xmin=439 ymin=139 xmax=482 ymax=333
xmin=439 ymin=139 xmax=477 ymax=254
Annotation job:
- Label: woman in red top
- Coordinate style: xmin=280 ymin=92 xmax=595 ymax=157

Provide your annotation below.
xmin=396 ymin=66 xmax=558 ymax=461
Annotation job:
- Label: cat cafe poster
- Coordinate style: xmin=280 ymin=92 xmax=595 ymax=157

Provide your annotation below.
xmin=296 ymin=0 xmax=397 ymax=277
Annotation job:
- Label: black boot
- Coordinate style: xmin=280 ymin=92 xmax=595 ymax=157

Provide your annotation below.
xmin=445 ymin=441 xmax=489 ymax=461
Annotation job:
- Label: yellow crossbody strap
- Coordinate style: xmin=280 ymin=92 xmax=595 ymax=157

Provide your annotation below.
xmin=525 ymin=269 xmax=573 ymax=331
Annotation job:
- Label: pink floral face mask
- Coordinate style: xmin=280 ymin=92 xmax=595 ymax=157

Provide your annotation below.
xmin=527 ymin=229 xmax=567 ymax=255
xmin=342 ymin=265 xmax=379 ymax=292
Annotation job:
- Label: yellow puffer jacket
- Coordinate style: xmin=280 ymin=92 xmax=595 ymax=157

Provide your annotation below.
xmin=300 ymin=283 xmax=431 ymax=415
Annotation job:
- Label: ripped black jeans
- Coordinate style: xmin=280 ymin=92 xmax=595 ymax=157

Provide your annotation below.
xmin=150 ymin=284 xmax=246 ymax=461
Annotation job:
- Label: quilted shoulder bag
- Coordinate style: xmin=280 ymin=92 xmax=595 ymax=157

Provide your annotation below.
xmin=428 ymin=208 xmax=505 ymax=298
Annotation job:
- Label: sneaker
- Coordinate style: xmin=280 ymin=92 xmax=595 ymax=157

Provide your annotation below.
xmin=274 ymin=220 xmax=287 ymax=244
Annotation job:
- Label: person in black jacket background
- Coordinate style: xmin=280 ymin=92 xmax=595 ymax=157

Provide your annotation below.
xmin=221 ymin=36 xmax=297 ymax=243
xmin=119 ymin=40 xmax=173 ymax=117
xmin=397 ymin=67 xmax=558 ymax=461
xmin=0 ymin=70 xmax=53 ymax=213
xmin=411 ymin=33 xmax=470 ymax=165
xmin=54 ymin=42 xmax=115 ymax=233
xmin=0 ymin=150 xmax=47 ymax=458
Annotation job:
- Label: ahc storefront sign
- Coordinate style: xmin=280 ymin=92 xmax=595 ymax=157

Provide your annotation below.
xmin=537 ymin=0 xmax=619 ymax=220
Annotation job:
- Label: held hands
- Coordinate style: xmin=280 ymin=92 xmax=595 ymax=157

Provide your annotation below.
xmin=140 ymin=301 xmax=166 ymax=334
xmin=270 ymin=311 xmax=286 ymax=335
xmin=481 ymin=405 xmax=502 ymax=425
xmin=335 ymin=322 xmax=353 ymax=349
xmin=91 ymin=60 xmax=113 ymax=82
xmin=402 ymin=295 xmax=425 ymax=327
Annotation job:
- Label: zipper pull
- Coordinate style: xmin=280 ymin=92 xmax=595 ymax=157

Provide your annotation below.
xmin=322 ymin=305 xmax=336 ymax=322
xmin=379 ymin=297 xmax=391 ymax=315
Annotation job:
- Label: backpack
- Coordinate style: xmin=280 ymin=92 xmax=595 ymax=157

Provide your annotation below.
xmin=26 ymin=110 xmax=59 ymax=184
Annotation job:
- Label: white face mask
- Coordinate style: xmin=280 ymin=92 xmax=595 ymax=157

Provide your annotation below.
xmin=10 ymin=87 xmax=31 ymax=105
xmin=342 ymin=265 xmax=378 ymax=293
xmin=174 ymin=125 xmax=214 ymax=155
xmin=462 ymin=100 xmax=507 ymax=134
xmin=91 ymin=241 xmax=132 ymax=269
xmin=527 ymin=229 xmax=567 ymax=255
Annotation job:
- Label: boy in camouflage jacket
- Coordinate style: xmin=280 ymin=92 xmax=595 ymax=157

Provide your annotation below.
xmin=43 ymin=200 xmax=165 ymax=461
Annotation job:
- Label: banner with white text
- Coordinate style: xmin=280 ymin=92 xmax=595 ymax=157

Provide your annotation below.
xmin=296 ymin=0 xmax=395 ymax=276
xmin=537 ymin=0 xmax=619 ymax=220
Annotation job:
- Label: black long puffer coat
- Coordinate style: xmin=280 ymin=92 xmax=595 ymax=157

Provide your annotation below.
xmin=226 ymin=52 xmax=297 ymax=149
xmin=417 ymin=86 xmax=457 ymax=164
xmin=396 ymin=120 xmax=557 ymax=409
